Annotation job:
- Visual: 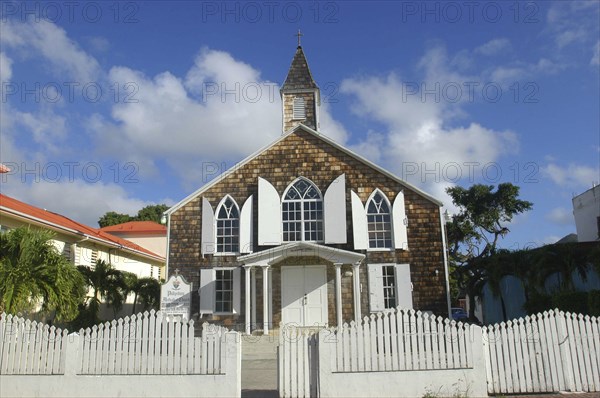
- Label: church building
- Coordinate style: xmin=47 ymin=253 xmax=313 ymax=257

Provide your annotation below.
xmin=164 ymin=44 xmax=451 ymax=334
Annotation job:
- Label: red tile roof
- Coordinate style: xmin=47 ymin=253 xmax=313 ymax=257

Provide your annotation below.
xmin=99 ymin=221 xmax=166 ymax=235
xmin=0 ymin=194 xmax=164 ymax=261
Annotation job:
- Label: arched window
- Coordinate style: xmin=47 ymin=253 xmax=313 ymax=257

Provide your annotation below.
xmin=293 ymin=97 xmax=306 ymax=120
xmin=282 ymin=178 xmax=323 ymax=242
xmin=216 ymin=196 xmax=240 ymax=253
xmin=366 ymin=190 xmax=392 ymax=249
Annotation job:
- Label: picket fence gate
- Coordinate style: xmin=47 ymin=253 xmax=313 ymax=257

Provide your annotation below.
xmin=482 ymin=309 xmax=600 ymax=394
xmin=278 ymin=308 xmax=480 ymax=398
xmin=0 ymin=310 xmax=230 ymax=375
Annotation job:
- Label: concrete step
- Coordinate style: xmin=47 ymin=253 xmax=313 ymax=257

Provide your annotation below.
xmin=242 ymin=335 xmax=279 ymax=360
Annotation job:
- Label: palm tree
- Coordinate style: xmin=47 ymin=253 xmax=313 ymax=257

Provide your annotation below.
xmin=77 ymin=260 xmax=127 ymax=322
xmin=126 ymin=276 xmax=161 ymax=315
xmin=0 ymin=227 xmax=86 ymax=321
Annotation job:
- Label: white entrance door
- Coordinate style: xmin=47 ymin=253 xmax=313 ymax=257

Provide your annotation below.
xmin=281 ymin=265 xmax=328 ymax=327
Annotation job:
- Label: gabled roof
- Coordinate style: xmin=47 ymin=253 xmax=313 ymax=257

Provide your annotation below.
xmin=0 ymin=194 xmax=164 ymax=262
xmin=166 ymin=124 xmax=443 ymax=215
xmin=100 ymin=221 xmax=166 ymax=235
xmin=281 ymin=46 xmax=318 ymax=91
xmin=238 ymin=241 xmax=365 ymax=266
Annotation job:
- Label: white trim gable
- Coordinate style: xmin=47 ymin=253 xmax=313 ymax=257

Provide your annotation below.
xmin=165 ymin=124 xmax=442 ymax=217
xmin=258 ymin=177 xmax=282 ymax=245
xmin=351 ymin=190 xmax=368 ymax=250
xmin=324 ymin=174 xmax=347 ymax=244
xmin=392 ymin=190 xmax=409 ymax=250
xmin=201 ymin=198 xmax=215 ymax=256
xmin=239 ymin=195 xmax=253 ymax=254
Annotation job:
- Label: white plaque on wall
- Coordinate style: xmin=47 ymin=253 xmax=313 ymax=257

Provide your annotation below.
xmin=160 ymin=270 xmax=192 ymax=321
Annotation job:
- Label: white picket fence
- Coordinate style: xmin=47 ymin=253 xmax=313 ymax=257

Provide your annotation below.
xmin=278 ymin=308 xmax=487 ymax=398
xmin=0 ymin=314 xmax=68 ymax=375
xmin=0 ymin=311 xmax=242 ymax=398
xmin=482 ymin=309 xmax=600 ymax=394
xmin=328 ymin=310 xmax=474 ymax=372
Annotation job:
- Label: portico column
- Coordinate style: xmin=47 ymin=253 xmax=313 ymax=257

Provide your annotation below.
xmin=251 ymin=268 xmax=257 ymax=329
xmin=244 ymin=266 xmax=252 ymax=335
xmin=262 ymin=265 xmax=270 ymax=335
xmin=335 ymin=263 xmax=343 ymax=327
xmin=352 ymin=262 xmax=362 ymax=322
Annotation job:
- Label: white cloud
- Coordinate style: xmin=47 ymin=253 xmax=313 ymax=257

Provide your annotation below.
xmin=340 ymin=47 xmax=519 ymax=207
xmin=542 ymin=163 xmax=599 ymax=187
xmin=1 ymin=19 xmax=101 ymax=82
xmin=546 ymin=1 xmax=600 ymax=52
xmin=1 ymin=179 xmax=152 ymax=227
xmin=592 ymin=41 xmax=600 ymax=66
xmin=0 ymin=52 xmax=12 ymax=82
xmin=89 ymin=48 xmax=348 ymax=185
xmin=546 ymin=207 xmax=574 ymax=226
xmin=475 ymin=38 xmax=511 ymax=56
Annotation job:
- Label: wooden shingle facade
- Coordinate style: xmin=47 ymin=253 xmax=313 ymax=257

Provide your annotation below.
xmin=165 ymin=45 xmax=450 ymax=333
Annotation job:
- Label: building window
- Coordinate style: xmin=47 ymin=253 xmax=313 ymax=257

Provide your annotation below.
xmin=216 ymin=196 xmax=240 ymax=253
xmin=293 ymin=97 xmax=306 ymax=120
xmin=367 ymin=191 xmax=392 ymax=249
xmin=282 ymin=178 xmax=323 ymax=242
xmin=215 ymin=269 xmax=233 ymax=313
xmin=382 ymin=265 xmax=397 ymax=309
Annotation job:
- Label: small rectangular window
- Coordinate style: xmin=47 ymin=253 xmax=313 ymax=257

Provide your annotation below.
xmin=382 ymin=265 xmax=396 ymax=309
xmin=215 ymin=269 xmax=233 ymax=313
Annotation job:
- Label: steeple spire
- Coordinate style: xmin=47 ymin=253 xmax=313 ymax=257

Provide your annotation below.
xmin=281 ymin=37 xmax=320 ymax=133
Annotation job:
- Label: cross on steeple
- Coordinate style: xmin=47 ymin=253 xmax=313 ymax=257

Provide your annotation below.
xmin=296 ymin=29 xmax=303 ymax=47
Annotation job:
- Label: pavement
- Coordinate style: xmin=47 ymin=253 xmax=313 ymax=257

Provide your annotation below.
xmin=241 ymin=334 xmax=279 ymax=398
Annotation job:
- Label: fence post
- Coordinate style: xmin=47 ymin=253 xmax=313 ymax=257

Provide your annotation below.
xmin=318 ymin=329 xmax=334 ymax=397
xmin=65 ymin=333 xmax=80 ymax=377
xmin=224 ymin=331 xmax=241 ymax=397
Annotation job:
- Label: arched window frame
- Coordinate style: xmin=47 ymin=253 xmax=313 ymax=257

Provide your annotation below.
xmin=215 ymin=195 xmax=240 ymax=255
xmin=366 ymin=189 xmax=393 ymax=250
xmin=282 ymin=177 xmax=324 ymax=242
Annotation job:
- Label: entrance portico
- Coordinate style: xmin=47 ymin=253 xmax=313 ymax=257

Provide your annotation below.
xmin=238 ymin=242 xmax=365 ymax=335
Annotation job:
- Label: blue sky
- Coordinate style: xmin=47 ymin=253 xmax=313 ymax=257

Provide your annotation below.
xmin=1 ymin=1 xmax=599 ymax=249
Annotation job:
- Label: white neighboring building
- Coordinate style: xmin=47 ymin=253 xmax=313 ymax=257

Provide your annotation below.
xmin=572 ymin=185 xmax=600 ymax=242
xmin=100 ymin=221 xmax=167 ymax=263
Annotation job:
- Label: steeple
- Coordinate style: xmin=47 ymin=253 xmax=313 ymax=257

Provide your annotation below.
xmin=280 ymin=38 xmax=320 ymax=133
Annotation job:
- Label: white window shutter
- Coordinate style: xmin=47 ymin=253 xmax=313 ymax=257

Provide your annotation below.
xmin=368 ymin=264 xmax=385 ymax=312
xmin=240 ymin=195 xmax=254 ymax=254
xmin=232 ymin=267 xmax=241 ymax=314
xmin=395 ymin=263 xmax=413 ymax=309
xmin=201 ymin=198 xmax=215 ymax=255
xmin=258 ymin=177 xmax=282 ymax=245
xmin=199 ymin=268 xmax=215 ymax=315
xmin=351 ymin=190 xmax=368 ymax=250
xmin=324 ymin=174 xmax=347 ymax=244
xmin=392 ymin=191 xmax=409 ymax=250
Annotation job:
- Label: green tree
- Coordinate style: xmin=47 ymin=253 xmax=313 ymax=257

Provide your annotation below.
xmin=135 ymin=204 xmax=169 ymax=224
xmin=125 ymin=276 xmax=161 ymax=314
xmin=0 ymin=227 xmax=86 ymax=321
xmin=77 ymin=260 xmax=128 ymax=322
xmin=98 ymin=211 xmax=132 ymax=228
xmin=446 ymin=183 xmax=533 ymax=320
xmin=97 ymin=204 xmax=169 ymax=227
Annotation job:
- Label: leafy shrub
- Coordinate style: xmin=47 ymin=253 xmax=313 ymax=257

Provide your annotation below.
xmin=551 ymin=291 xmax=589 ymax=314
xmin=588 ymin=290 xmax=600 ymax=317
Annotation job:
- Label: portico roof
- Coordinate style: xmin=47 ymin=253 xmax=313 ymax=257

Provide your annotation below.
xmin=237 ymin=241 xmax=365 ymax=266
